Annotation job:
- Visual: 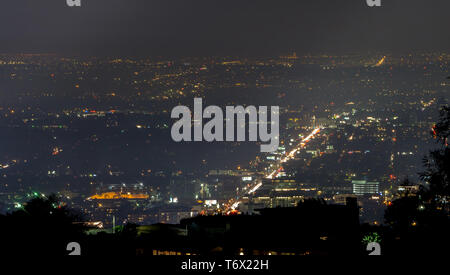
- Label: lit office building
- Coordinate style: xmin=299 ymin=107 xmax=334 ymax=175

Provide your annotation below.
xmin=352 ymin=180 xmax=379 ymax=195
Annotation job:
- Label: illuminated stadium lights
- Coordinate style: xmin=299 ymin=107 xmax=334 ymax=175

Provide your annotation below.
xmin=87 ymin=192 xmax=149 ymax=200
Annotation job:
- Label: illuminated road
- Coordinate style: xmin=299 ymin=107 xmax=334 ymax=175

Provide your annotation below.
xmin=266 ymin=127 xmax=321 ymax=180
xmin=226 ymin=127 xmax=322 ymax=212
xmin=373 ymin=56 xmax=386 ymax=67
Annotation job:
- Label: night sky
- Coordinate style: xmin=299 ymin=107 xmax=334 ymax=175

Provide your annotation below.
xmin=1 ymin=0 xmax=449 ymax=56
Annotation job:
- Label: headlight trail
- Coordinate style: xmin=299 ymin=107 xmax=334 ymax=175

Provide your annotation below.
xmin=228 ymin=127 xmax=322 ymax=212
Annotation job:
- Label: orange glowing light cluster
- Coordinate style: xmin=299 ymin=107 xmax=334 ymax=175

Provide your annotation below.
xmin=87 ymin=192 xmax=149 ymax=200
xmin=52 ymin=147 xmax=62 ymax=156
xmin=374 ymin=56 xmax=386 ymax=67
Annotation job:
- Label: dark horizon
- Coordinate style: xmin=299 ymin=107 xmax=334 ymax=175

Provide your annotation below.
xmin=1 ymin=0 xmax=450 ymax=57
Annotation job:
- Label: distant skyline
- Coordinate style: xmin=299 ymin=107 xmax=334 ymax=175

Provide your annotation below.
xmin=1 ymin=0 xmax=450 ymax=56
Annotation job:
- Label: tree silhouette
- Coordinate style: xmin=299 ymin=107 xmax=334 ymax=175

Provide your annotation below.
xmin=384 ymin=105 xmax=450 ymax=255
xmin=420 ymin=105 xmax=450 ymax=200
xmin=0 ymin=194 xmax=87 ymax=256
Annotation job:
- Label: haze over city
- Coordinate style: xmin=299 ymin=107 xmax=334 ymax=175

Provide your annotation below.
xmin=0 ymin=0 xmax=448 ymax=259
